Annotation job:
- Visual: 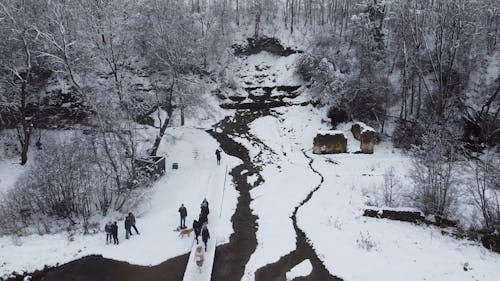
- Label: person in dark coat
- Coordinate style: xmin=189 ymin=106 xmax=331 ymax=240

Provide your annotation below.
xmin=193 ymin=219 xmax=201 ymax=244
xmin=200 ymin=198 xmax=209 ymax=224
xmin=111 ymin=221 xmax=119 ymax=245
xmin=125 ymin=215 xmax=132 ymax=239
xmin=128 ymin=212 xmax=140 ymax=234
xmin=199 ymin=213 xmax=207 ymax=225
xmin=215 ymin=148 xmax=221 ymax=165
xmin=201 ymin=205 xmax=209 ymax=216
xmin=178 ymin=204 xmax=187 ymax=229
xmin=201 ymin=223 xmax=210 ymax=251
xmin=105 ymin=221 xmax=113 ymax=245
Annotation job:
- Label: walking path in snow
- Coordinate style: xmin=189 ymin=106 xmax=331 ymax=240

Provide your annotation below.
xmin=182 ymin=164 xmax=228 ymax=281
xmin=0 ymin=128 xmax=241 ymax=279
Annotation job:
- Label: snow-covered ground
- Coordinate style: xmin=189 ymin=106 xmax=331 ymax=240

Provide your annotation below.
xmin=241 ymin=111 xmax=322 ymax=278
xmin=0 ymin=159 xmax=25 ymax=195
xmin=217 ymin=45 xmax=500 ymax=280
xmin=0 ymin=127 xmax=240 ymax=278
xmin=236 ymin=104 xmax=500 ymax=281
xmin=236 ymin=51 xmax=302 ymax=87
xmin=1 ymin=33 xmax=499 ymax=281
xmin=300 ymin=147 xmax=500 ymax=281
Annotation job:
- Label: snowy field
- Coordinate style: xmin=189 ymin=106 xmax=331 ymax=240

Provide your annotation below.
xmin=237 ymin=104 xmax=500 ymax=281
xmin=300 ymin=151 xmax=500 ymax=281
xmin=0 ymin=127 xmax=240 ymax=278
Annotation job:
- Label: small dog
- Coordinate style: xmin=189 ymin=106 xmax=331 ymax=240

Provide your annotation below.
xmin=178 ymin=228 xmax=194 ymax=238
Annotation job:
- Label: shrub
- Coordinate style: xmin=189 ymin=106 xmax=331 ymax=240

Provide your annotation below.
xmin=357 ymin=231 xmax=378 ymax=251
xmin=0 ymin=134 xmax=145 ymax=235
xmin=393 ymin=120 xmax=426 ymax=149
xmin=408 ymin=129 xmax=459 ymax=217
xmin=382 ymin=167 xmax=401 ymax=207
xmin=327 ymin=106 xmax=349 ymax=128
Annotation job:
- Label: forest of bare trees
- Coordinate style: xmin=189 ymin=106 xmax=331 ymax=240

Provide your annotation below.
xmin=0 ymin=0 xmax=498 ymax=233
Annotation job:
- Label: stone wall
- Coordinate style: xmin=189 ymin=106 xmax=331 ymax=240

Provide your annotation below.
xmin=360 ymin=130 xmax=376 ymax=154
xmin=313 ymin=133 xmax=347 ymax=154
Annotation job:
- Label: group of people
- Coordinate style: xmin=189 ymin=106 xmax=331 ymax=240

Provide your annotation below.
xmin=102 ymin=147 xmax=222 ymax=273
xmin=179 ymin=198 xmax=211 ymax=252
xmin=104 ymin=212 xmax=140 ymax=245
xmin=190 ymin=199 xmax=211 ymax=271
xmin=104 ymin=221 xmax=119 ymax=245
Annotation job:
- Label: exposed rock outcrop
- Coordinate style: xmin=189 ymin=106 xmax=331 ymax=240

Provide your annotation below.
xmin=232 ymin=37 xmax=302 ymax=57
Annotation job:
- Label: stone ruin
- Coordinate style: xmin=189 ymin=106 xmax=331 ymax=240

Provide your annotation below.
xmin=351 ymin=122 xmax=376 ymax=154
xmin=313 ymin=130 xmax=347 ymax=154
xmin=312 ymin=122 xmax=377 ymax=154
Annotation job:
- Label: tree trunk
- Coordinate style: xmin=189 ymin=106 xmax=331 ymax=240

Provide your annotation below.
xmin=21 ymin=142 xmax=29 ymax=165
xmin=18 ymin=79 xmax=32 ymax=166
xmin=254 ymin=6 xmax=261 ymax=38
xmin=150 ymin=79 xmax=175 ymax=157
xmin=236 ymin=0 xmax=239 ymax=26
xmin=150 ymin=112 xmax=171 ymax=156
xmin=417 ymin=76 xmax=422 ymax=118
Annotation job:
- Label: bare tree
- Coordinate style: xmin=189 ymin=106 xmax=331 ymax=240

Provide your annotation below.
xmin=468 ymin=152 xmax=500 ymax=230
xmin=409 ymin=129 xmax=458 ymax=217
xmin=382 ymin=167 xmax=401 ymax=207
xmin=35 ymin=0 xmax=141 ymax=203
xmin=0 ymin=1 xmax=44 ymax=165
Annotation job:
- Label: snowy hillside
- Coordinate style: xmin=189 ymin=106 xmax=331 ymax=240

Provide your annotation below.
xmin=1 ymin=1 xmax=499 ymax=281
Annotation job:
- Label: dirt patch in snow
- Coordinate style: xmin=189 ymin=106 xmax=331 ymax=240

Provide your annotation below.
xmin=4 ymin=254 xmax=189 ymax=281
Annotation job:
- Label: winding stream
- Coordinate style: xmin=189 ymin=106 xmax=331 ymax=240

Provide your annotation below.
xmin=254 ymin=151 xmax=342 ymax=281
xmin=207 ymin=111 xmax=263 ymax=281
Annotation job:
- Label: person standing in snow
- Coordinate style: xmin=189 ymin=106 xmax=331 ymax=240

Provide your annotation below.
xmin=193 ymin=219 xmax=201 ymax=244
xmin=201 ymin=198 xmax=209 ymax=213
xmin=112 ymin=221 xmax=119 ymax=245
xmin=105 ymin=221 xmax=113 ymax=245
xmin=178 ymin=204 xmax=188 ymax=229
xmin=128 ymin=212 xmax=140 ymax=235
xmin=215 ymin=148 xmax=221 ymax=165
xmin=125 ymin=215 xmax=132 ymax=239
xmin=199 ymin=212 xmax=207 ymax=225
xmin=200 ymin=198 xmax=209 ymax=224
xmin=201 ymin=223 xmax=210 ymax=251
